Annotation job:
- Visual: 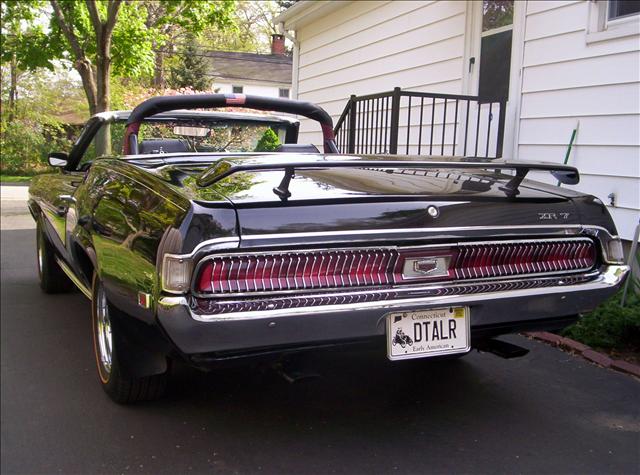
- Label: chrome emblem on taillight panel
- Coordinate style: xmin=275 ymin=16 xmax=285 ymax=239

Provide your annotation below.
xmin=402 ymin=255 xmax=451 ymax=280
xmin=413 ymin=258 xmax=438 ymax=275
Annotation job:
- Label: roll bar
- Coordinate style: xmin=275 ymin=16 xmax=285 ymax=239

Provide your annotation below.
xmin=123 ymin=94 xmax=338 ymax=154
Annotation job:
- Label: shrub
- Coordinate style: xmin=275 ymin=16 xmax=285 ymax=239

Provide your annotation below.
xmin=254 ymin=128 xmax=280 ymax=152
xmin=1 ymin=67 xmax=82 ymax=176
xmin=563 ymin=287 xmax=640 ymax=351
xmin=563 ymin=247 xmax=640 ymax=351
xmin=0 ymin=116 xmax=73 ymax=175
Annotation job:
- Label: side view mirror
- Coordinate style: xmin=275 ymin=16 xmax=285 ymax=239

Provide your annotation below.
xmin=48 ymin=152 xmax=69 ymax=168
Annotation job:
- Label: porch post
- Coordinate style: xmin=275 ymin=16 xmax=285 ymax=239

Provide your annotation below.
xmin=389 ymin=87 xmax=401 ymax=154
xmin=348 ymin=95 xmax=357 ymax=153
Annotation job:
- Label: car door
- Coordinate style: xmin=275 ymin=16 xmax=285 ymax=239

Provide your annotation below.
xmin=66 ymin=119 xmax=122 ymax=270
xmin=37 ymin=118 xmax=101 ymax=261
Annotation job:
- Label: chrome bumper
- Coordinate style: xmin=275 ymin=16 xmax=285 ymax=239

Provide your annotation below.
xmin=157 ymin=265 xmax=628 ymax=355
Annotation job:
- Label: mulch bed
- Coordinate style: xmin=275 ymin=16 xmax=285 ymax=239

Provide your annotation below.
xmin=524 ymin=331 xmax=640 ymax=379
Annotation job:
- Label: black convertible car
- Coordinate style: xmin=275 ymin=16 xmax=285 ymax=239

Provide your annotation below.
xmin=29 ymin=94 xmax=629 ymax=403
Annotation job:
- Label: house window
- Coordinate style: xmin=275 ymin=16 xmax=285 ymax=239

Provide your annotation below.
xmin=279 ymin=88 xmax=290 ymax=98
xmin=608 ymin=0 xmax=640 ymax=20
xmin=586 ymin=0 xmax=640 ymax=44
xmin=232 ymin=85 xmax=243 ymax=94
xmin=482 ymin=0 xmax=513 ymax=31
xmin=478 ymin=0 xmax=514 ymax=103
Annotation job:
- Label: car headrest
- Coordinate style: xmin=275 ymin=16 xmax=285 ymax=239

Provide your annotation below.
xmin=138 ymin=139 xmax=191 ymax=155
xmin=274 ymin=144 xmax=320 ymax=153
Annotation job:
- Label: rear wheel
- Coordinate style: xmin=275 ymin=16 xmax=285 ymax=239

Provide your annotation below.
xmin=36 ymin=220 xmax=74 ymax=293
xmin=91 ymin=274 xmax=167 ymax=404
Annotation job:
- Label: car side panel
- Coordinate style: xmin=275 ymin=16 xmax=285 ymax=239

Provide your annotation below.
xmin=75 ymin=161 xmax=193 ymax=323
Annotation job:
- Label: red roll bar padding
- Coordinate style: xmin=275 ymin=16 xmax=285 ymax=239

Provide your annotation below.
xmin=123 ymin=94 xmax=338 ymax=154
xmin=123 ymin=122 xmax=140 ymax=155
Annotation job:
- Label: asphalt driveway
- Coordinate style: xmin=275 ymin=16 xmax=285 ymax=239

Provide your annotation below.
xmin=1 ymin=187 xmax=638 ymax=474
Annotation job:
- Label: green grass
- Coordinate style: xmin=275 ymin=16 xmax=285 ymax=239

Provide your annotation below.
xmin=0 ymin=174 xmax=32 ymax=183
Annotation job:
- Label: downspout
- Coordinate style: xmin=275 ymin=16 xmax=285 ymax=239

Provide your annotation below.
xmin=278 ymin=22 xmax=300 ymax=100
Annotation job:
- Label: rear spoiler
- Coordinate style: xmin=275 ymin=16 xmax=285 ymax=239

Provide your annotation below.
xmin=196 ymin=156 xmax=580 ymax=200
xmin=123 ymin=94 xmax=338 ymax=154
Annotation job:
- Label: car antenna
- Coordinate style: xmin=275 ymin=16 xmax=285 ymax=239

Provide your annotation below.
xmin=273 ymin=166 xmax=295 ymax=201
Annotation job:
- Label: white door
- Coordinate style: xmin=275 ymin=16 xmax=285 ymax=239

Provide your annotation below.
xmin=463 ymin=1 xmax=518 ymax=158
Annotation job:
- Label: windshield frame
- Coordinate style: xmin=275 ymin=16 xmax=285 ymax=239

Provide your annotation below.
xmin=66 ymin=112 xmax=300 ymax=170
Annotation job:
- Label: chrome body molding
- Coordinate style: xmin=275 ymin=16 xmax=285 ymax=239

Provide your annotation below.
xmin=158 ymin=265 xmax=629 ymax=323
xmin=239 ymin=224 xmax=619 ymax=243
xmin=180 ymin=225 xmax=619 ymax=259
xmin=192 ymin=274 xmax=597 ymax=316
xmin=182 ymin=236 xmax=240 ymax=258
xmin=55 ymin=257 xmax=92 ymax=299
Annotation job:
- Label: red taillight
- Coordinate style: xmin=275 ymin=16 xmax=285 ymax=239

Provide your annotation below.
xmin=194 ymin=239 xmax=596 ymax=295
xmin=454 ymin=240 xmax=595 ymax=279
xmin=196 ymin=249 xmax=400 ymax=294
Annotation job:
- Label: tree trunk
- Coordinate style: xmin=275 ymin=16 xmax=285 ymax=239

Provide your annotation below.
xmin=96 ymin=62 xmax=110 ymax=113
xmin=153 ymin=50 xmax=165 ymax=89
xmin=75 ymin=57 xmax=99 ymax=116
xmin=96 ymin=47 xmax=111 ymax=113
xmin=8 ymin=53 xmax=17 ymax=121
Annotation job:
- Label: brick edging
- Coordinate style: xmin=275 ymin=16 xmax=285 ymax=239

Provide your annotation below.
xmin=524 ymin=331 xmax=640 ymax=378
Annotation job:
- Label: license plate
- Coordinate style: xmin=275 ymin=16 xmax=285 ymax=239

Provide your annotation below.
xmin=386 ymin=307 xmax=470 ymax=360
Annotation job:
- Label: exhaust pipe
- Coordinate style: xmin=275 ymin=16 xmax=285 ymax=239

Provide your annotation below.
xmin=476 ymin=338 xmax=530 ymax=359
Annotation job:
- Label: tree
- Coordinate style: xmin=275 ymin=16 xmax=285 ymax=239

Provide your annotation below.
xmin=168 ymin=36 xmax=211 ymax=91
xmin=0 ymin=1 xmax=48 ymax=120
xmin=254 ymin=128 xmax=280 ymax=152
xmin=142 ymin=0 xmax=234 ymax=88
xmin=51 ymin=0 xmax=124 ymax=115
xmin=482 ymin=0 xmax=514 ymax=31
xmin=200 ymin=1 xmax=290 ymax=54
xmin=1 ymin=1 xmax=234 ymax=115
xmin=0 ymin=66 xmax=86 ymax=174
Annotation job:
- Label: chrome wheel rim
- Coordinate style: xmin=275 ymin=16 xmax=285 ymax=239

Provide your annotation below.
xmin=95 ymin=285 xmax=113 ymax=375
xmin=37 ymin=240 xmax=43 ymax=275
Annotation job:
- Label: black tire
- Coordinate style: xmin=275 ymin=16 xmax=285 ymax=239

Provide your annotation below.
xmin=36 ymin=220 xmax=74 ymax=294
xmin=91 ymin=274 xmax=168 ymax=404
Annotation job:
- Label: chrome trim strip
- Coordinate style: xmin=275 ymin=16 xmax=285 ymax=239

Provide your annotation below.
xmin=55 ymin=257 xmax=92 ymax=299
xmin=195 ymin=272 xmax=598 ymax=309
xmin=162 ymin=265 xmax=629 ymax=322
xmin=240 ymin=225 xmax=618 ymax=242
xmin=185 ymin=236 xmax=240 ymax=257
xmin=174 ymin=225 xmax=618 ymax=261
xmin=178 ymin=225 xmax=617 ymax=258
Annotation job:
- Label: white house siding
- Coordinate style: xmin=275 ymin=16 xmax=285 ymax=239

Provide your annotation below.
xmin=516 ymin=0 xmax=640 ymax=240
xmin=294 ymin=1 xmax=468 ymax=152
xmin=285 ymin=0 xmax=639 ymax=240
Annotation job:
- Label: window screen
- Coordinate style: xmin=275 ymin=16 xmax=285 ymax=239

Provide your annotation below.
xmin=478 ymin=29 xmax=512 ymax=103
